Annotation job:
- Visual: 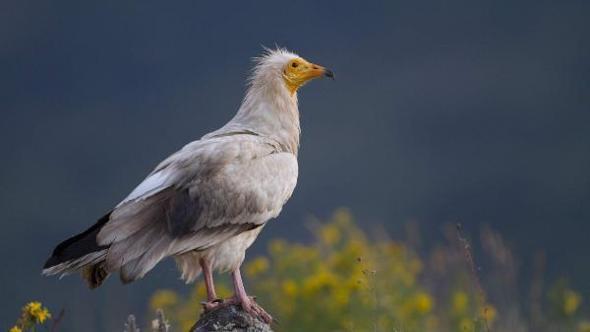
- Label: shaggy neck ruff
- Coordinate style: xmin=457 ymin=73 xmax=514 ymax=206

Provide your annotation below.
xmin=215 ymin=49 xmax=301 ymax=155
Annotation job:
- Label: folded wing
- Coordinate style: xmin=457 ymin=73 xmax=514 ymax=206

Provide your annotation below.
xmin=43 ymin=134 xmax=298 ymax=286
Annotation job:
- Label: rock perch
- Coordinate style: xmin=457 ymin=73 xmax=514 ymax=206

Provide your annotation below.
xmin=190 ymin=305 xmax=273 ymax=332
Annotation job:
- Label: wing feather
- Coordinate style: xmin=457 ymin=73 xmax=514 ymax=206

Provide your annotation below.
xmin=93 ymin=134 xmax=297 ymax=282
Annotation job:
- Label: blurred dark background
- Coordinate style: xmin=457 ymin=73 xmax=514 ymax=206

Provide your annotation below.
xmin=1 ymin=0 xmax=589 ymax=330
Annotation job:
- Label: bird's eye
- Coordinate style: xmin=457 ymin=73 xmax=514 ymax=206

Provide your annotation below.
xmin=291 ymin=62 xmax=299 ymax=68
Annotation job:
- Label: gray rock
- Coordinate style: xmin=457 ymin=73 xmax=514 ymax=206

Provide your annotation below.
xmin=190 ymin=305 xmax=273 ymax=332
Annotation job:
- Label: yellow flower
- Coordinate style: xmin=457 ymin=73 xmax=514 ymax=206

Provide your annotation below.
xmin=36 ymin=309 xmax=50 ymax=323
xmin=564 ymin=289 xmax=582 ymax=316
xmin=146 ymin=210 xmax=467 ymax=331
xmin=24 ymin=301 xmax=51 ymax=323
xmin=414 ymin=292 xmax=434 ymax=314
xmin=481 ymin=304 xmax=497 ymax=323
xmin=319 ymin=224 xmax=341 ymax=246
xmin=332 ymin=286 xmax=350 ymax=308
xmin=302 ymin=269 xmax=338 ymax=296
xmin=281 ymin=279 xmax=298 ymax=297
xmin=9 ymin=326 xmax=22 ymax=332
xmin=24 ymin=301 xmax=41 ymax=314
xmin=245 ymin=257 xmax=269 ymax=278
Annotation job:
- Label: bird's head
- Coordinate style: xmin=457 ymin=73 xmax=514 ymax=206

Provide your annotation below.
xmin=251 ymin=47 xmax=334 ymax=95
xmin=282 ymin=56 xmax=334 ymax=94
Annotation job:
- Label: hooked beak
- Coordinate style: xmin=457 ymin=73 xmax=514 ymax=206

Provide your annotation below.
xmin=323 ymin=68 xmax=335 ymax=79
xmin=307 ymin=63 xmax=335 ymax=80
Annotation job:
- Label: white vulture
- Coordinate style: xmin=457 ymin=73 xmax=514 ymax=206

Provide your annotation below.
xmin=43 ymin=48 xmax=333 ymax=322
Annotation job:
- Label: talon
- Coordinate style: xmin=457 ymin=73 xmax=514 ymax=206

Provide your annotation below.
xmin=239 ymin=298 xmax=272 ymax=324
xmin=201 ymin=299 xmax=224 ymax=312
xmin=228 ymin=269 xmax=273 ymax=324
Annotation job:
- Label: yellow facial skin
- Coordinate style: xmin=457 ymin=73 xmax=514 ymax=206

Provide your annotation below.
xmin=283 ymin=58 xmax=333 ymax=94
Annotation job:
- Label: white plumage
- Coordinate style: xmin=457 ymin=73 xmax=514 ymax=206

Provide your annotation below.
xmin=43 ymin=48 xmax=332 ymax=322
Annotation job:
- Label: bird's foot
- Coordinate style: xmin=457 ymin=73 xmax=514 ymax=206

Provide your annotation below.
xmin=200 ymin=298 xmax=224 ymax=312
xmin=224 ymin=296 xmax=272 ymax=324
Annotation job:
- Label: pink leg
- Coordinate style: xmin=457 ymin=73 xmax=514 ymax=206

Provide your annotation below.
xmin=200 ymin=258 xmax=217 ymax=301
xmin=229 ymin=268 xmax=272 ymax=324
xmin=199 ymin=258 xmax=222 ymax=311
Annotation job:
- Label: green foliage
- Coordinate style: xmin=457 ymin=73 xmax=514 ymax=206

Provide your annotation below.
xmin=146 ymin=209 xmax=587 ymax=331
xmin=248 ymin=209 xmax=434 ymax=331
xmin=12 ymin=212 xmax=590 ymax=331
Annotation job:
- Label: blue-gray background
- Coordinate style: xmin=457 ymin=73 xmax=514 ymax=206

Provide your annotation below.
xmin=1 ymin=0 xmax=589 ymax=330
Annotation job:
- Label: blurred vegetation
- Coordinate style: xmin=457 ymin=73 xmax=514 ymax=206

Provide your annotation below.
xmin=8 ymin=301 xmax=51 ymax=332
xmin=11 ymin=210 xmax=590 ymax=331
xmin=149 ymin=209 xmax=590 ymax=332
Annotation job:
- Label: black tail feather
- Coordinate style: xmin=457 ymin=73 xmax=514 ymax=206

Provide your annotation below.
xmin=43 ymin=212 xmax=111 ymax=269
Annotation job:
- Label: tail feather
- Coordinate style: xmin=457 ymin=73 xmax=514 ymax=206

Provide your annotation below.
xmin=43 ymin=212 xmax=112 ymax=287
xmin=81 ymin=262 xmax=110 ymax=289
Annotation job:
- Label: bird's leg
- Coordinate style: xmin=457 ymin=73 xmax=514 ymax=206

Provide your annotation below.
xmin=226 ymin=267 xmax=272 ymax=324
xmin=200 ymin=258 xmax=217 ymax=301
xmin=199 ymin=258 xmax=222 ymax=311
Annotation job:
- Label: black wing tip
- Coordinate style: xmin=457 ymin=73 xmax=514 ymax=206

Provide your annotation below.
xmin=43 ymin=256 xmax=59 ymax=269
xmin=42 ymin=211 xmax=112 ymax=270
